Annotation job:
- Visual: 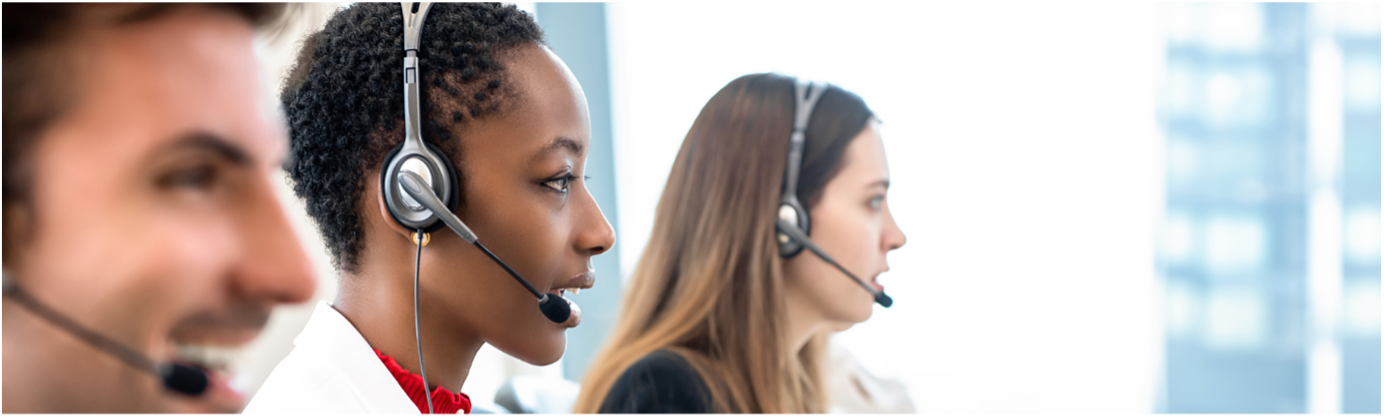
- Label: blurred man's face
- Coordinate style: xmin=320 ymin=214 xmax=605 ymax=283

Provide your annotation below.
xmin=2 ymin=6 xmax=315 ymax=413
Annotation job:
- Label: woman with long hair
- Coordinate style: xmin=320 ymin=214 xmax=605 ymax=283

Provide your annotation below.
xmin=574 ymin=73 xmax=906 ymax=413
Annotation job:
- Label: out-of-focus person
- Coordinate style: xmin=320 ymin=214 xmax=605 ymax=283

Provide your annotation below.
xmin=2 ymin=3 xmax=316 ymax=413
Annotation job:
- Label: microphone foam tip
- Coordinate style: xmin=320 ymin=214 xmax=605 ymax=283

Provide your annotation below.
xmin=539 ymin=293 xmax=572 ymax=323
xmin=160 ymin=362 xmax=209 ymax=396
xmin=876 ymin=293 xmax=894 ymax=308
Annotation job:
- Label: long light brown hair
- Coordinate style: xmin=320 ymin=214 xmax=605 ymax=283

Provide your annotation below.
xmin=574 ymin=73 xmax=875 ymax=413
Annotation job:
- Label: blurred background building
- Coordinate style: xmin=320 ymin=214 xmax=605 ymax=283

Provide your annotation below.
xmin=1156 ymin=3 xmax=1379 ymax=413
xmin=233 ymin=2 xmax=1378 ymax=413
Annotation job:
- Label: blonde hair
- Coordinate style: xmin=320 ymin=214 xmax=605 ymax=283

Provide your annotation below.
xmin=575 ymin=73 xmax=873 ymax=413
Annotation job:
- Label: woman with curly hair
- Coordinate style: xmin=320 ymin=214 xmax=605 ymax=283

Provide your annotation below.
xmin=246 ymin=3 xmax=614 ymax=413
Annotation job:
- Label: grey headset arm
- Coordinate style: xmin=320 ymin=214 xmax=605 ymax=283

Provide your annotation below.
xmin=399 ymin=171 xmax=477 ymax=244
xmin=402 ymin=2 xmax=432 ymax=148
xmin=402 ymin=2 xmax=431 ymax=52
xmin=400 ymin=171 xmax=559 ymax=309
xmin=776 ymin=218 xmax=894 ymax=307
xmin=781 ymin=81 xmax=827 ymax=198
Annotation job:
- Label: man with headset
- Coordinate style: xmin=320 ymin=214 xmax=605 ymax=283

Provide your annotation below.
xmin=2 ymin=3 xmax=315 ymax=413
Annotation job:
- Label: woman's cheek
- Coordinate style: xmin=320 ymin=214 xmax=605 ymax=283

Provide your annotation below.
xmin=845 ymin=226 xmax=882 ymax=321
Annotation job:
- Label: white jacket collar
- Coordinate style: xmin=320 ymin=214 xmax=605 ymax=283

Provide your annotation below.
xmin=245 ymin=301 xmax=421 ymax=413
xmin=297 ymin=301 xmax=416 ymax=411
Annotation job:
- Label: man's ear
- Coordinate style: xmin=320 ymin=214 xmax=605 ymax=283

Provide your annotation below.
xmin=371 ymin=172 xmax=413 ymax=238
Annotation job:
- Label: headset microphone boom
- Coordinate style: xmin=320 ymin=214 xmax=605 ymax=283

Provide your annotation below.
xmin=775 ymin=79 xmax=894 ymax=308
xmin=398 ymin=171 xmax=573 ymax=323
xmin=383 ymin=3 xmax=572 ymax=413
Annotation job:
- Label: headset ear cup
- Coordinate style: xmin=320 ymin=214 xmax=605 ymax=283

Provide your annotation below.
xmin=423 ymin=140 xmax=461 ymax=219
xmin=380 ymin=142 xmax=409 ymax=228
xmin=379 ymin=140 xmax=460 ymax=233
xmin=777 ymin=201 xmax=811 ymax=258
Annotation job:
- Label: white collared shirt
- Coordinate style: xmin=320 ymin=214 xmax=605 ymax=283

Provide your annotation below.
xmin=244 ymin=301 xmax=422 ymax=414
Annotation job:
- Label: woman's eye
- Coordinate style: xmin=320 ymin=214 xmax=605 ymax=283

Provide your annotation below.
xmin=543 ymin=174 xmax=572 ymax=193
xmin=158 ymin=165 xmax=218 ymax=192
xmin=868 ymin=195 xmax=885 ymax=210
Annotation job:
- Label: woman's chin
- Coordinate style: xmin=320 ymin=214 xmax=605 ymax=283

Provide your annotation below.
xmin=491 ymin=330 xmax=567 ymax=366
xmin=831 ymin=302 xmax=875 ymax=325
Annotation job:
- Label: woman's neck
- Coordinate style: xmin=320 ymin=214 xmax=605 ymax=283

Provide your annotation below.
xmin=335 ymin=251 xmax=484 ymax=393
xmin=783 ymin=293 xmax=825 ymax=354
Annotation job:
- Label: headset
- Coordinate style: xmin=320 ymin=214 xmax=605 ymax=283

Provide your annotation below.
xmin=0 ymin=4 xmax=568 ymax=408
xmin=383 ymin=3 xmax=572 ymax=413
xmin=1 ymin=276 xmax=211 ymax=397
xmin=775 ymin=79 xmax=893 ymax=308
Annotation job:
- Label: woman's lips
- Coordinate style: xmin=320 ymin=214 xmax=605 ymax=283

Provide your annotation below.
xmin=551 ymin=270 xmax=594 ymax=328
xmin=551 ymin=270 xmax=595 ymax=297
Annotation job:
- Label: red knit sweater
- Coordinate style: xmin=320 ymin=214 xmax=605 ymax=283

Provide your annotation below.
xmin=375 ymin=349 xmax=472 ymax=414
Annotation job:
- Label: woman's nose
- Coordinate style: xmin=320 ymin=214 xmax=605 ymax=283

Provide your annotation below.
xmin=575 ymin=188 xmax=616 ymax=256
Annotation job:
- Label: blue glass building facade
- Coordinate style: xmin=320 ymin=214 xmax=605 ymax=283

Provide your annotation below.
xmin=1159 ymin=3 xmax=1379 ymax=413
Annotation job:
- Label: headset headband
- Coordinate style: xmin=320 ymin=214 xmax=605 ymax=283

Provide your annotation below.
xmin=384 ymin=1 xmax=455 ymax=231
xmin=774 ymin=78 xmax=894 ymax=307
xmin=402 ymin=2 xmax=430 ymax=140
xmin=782 ymin=79 xmax=826 ymax=205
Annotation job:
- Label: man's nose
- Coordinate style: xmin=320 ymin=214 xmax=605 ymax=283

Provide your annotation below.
xmin=229 ymin=175 xmax=316 ymax=305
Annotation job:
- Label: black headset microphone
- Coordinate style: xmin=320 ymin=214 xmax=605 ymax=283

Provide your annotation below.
xmin=776 ymin=218 xmax=892 ymax=307
xmin=0 ymin=3 xmax=569 ymax=407
xmin=397 ymin=171 xmax=572 ymax=323
xmin=776 ymin=79 xmax=893 ymax=308
xmin=2 ymin=277 xmax=211 ymax=397
xmin=384 ymin=3 xmax=570 ymax=413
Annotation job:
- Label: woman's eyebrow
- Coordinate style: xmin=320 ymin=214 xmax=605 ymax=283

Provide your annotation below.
xmin=867 ymin=179 xmax=890 ymax=190
xmin=530 ymin=136 xmax=585 ymax=162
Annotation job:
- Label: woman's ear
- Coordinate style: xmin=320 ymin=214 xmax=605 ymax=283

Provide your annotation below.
xmin=372 ymin=172 xmax=414 ymax=238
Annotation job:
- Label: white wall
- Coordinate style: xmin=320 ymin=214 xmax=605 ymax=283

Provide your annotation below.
xmin=606 ymin=2 xmax=1163 ymax=412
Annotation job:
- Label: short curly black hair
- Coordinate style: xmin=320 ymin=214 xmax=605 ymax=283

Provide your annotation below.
xmin=281 ymin=3 xmax=544 ymax=272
